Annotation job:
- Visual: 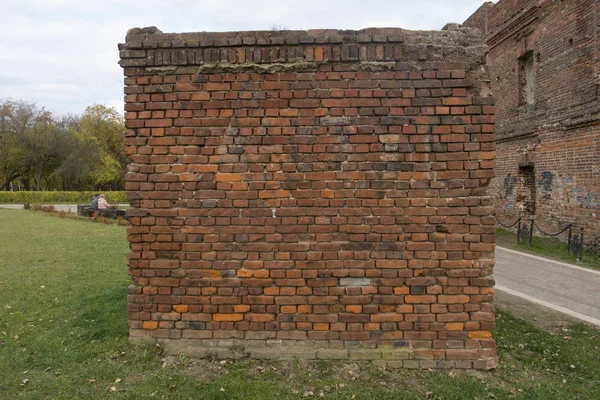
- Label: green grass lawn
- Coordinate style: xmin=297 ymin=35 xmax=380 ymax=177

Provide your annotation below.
xmin=496 ymin=228 xmax=600 ymax=271
xmin=0 ymin=209 xmax=599 ymax=399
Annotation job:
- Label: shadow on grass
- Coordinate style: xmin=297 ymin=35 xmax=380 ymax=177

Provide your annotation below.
xmin=74 ymin=283 xmax=129 ymax=340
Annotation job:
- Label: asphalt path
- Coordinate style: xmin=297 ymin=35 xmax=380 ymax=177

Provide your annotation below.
xmin=495 ymin=246 xmax=600 ymax=326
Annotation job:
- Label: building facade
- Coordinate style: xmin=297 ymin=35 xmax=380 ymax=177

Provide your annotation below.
xmin=465 ymin=0 xmax=600 ymax=237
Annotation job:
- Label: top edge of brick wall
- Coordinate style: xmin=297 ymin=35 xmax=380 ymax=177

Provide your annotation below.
xmin=120 ymin=25 xmax=485 ymax=50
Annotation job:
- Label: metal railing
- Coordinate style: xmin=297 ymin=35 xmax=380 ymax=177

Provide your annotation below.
xmin=494 ymin=214 xmax=599 ymax=262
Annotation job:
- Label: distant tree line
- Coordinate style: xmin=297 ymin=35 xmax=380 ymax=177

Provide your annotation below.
xmin=0 ymin=100 xmax=127 ymax=191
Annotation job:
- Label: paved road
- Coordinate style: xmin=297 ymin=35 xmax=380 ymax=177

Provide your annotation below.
xmin=495 ymin=246 xmax=600 ymax=326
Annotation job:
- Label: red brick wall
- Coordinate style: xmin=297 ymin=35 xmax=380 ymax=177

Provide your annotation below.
xmin=119 ymin=26 xmax=498 ymax=370
xmin=486 ymin=0 xmax=535 ymax=37
xmin=463 ymin=2 xmax=495 ymax=36
xmin=465 ymin=0 xmax=600 ymax=237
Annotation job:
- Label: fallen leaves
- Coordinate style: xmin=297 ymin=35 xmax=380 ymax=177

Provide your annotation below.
xmin=107 ymin=377 xmax=122 ymax=392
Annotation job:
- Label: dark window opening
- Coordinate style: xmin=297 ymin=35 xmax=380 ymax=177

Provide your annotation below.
xmin=516 ymin=165 xmax=536 ymax=214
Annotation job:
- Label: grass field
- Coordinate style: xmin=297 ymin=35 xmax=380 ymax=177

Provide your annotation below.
xmin=0 ymin=209 xmax=599 ymax=399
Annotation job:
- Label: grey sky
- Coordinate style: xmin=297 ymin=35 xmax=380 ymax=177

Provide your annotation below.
xmin=0 ymin=0 xmax=486 ymax=116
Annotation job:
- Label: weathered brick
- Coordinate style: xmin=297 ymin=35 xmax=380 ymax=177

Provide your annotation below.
xmin=349 ymin=349 xmax=382 ymax=360
xmin=316 ymin=349 xmax=349 ymax=359
xmin=213 ymin=314 xmax=244 ymax=322
xmin=382 ymin=349 xmax=413 ymax=360
xmin=142 ymin=321 xmax=159 ymax=330
xmin=173 ymin=305 xmax=189 ymax=313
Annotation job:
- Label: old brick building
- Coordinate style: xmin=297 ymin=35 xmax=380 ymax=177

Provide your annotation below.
xmin=465 ymin=0 xmax=600 ymax=237
xmin=119 ymin=26 xmax=498 ymax=369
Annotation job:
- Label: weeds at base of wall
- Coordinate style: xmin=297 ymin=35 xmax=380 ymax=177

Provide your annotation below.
xmin=28 ymin=204 xmax=129 ymax=226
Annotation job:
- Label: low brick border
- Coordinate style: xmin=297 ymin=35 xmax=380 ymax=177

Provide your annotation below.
xmin=133 ymin=338 xmax=497 ymax=370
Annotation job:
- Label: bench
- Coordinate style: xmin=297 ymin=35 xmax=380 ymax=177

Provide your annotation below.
xmin=77 ymin=205 xmax=128 ymax=220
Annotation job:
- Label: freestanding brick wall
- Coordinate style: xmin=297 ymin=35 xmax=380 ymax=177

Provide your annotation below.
xmin=119 ymin=25 xmax=498 ymax=370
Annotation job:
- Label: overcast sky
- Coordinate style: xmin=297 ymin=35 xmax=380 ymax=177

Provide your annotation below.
xmin=0 ymin=0 xmax=486 ymax=116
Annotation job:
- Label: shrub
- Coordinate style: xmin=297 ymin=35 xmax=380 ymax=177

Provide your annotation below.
xmin=0 ymin=191 xmax=127 ymax=204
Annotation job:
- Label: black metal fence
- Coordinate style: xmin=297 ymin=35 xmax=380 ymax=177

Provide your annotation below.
xmin=494 ymin=214 xmax=599 ymax=262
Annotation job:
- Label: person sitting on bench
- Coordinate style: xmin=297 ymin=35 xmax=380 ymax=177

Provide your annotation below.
xmin=97 ymin=194 xmax=110 ymax=210
xmin=91 ymin=193 xmax=100 ymax=210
